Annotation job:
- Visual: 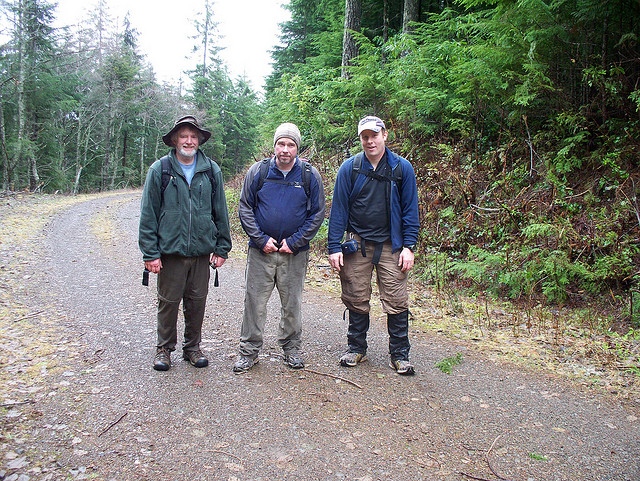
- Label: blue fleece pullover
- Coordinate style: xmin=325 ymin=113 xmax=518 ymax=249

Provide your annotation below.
xmin=238 ymin=157 xmax=326 ymax=253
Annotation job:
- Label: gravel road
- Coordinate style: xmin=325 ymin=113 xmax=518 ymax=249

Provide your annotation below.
xmin=1 ymin=191 xmax=639 ymax=481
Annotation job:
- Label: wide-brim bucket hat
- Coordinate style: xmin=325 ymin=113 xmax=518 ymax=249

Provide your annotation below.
xmin=162 ymin=115 xmax=211 ymax=147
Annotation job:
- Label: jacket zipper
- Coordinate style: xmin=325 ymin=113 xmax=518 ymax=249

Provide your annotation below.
xmin=187 ymin=185 xmax=192 ymax=254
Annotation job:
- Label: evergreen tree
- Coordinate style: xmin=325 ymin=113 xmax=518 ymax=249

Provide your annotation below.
xmin=220 ymin=76 xmax=260 ymax=176
xmin=186 ymin=0 xmax=261 ymax=175
xmin=266 ymin=0 xmax=343 ymax=91
xmin=2 ymin=0 xmax=57 ymax=191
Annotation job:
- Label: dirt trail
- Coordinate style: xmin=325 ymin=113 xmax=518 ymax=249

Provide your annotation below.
xmin=1 ymin=191 xmax=638 ymax=481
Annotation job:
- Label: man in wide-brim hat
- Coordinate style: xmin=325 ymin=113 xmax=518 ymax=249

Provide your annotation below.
xmin=162 ymin=115 xmax=211 ymax=147
xmin=139 ymin=115 xmax=232 ymax=372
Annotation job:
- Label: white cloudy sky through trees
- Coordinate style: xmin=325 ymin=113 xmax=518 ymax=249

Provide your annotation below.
xmin=53 ymin=0 xmax=290 ymax=92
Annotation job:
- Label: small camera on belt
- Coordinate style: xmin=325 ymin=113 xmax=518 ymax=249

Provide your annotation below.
xmin=340 ymin=239 xmax=358 ymax=255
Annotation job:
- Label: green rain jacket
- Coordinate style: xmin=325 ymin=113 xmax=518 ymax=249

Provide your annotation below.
xmin=139 ymin=149 xmax=232 ymax=261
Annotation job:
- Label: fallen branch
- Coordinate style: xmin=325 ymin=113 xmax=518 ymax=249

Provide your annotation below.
xmin=486 ymin=435 xmax=514 ymax=481
xmin=302 ymin=368 xmax=363 ymax=389
xmin=460 ymin=472 xmax=492 ymax=481
xmin=74 ymin=428 xmax=100 ymax=448
xmin=460 ymin=435 xmax=517 ymax=481
xmin=12 ymin=310 xmax=46 ymax=323
xmin=470 ymin=204 xmax=501 ymax=213
xmin=204 ymin=450 xmax=243 ymax=462
xmin=1 ymin=400 xmax=34 ymax=408
xmin=98 ymin=412 xmax=127 ymax=437
xmin=415 ymin=452 xmax=441 ymax=468
xmin=83 ymin=348 xmax=106 ymax=364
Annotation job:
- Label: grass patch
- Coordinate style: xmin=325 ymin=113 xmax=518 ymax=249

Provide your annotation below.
xmin=529 ymin=453 xmax=548 ymax=461
xmin=435 ymin=353 xmax=463 ymax=374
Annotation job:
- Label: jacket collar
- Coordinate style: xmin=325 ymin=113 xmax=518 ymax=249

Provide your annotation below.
xmin=170 ymin=148 xmax=208 ymax=172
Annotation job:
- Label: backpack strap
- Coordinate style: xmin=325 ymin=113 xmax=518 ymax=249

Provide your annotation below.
xmin=204 ymin=158 xmax=218 ymax=220
xmin=349 ymin=152 xmax=403 ymax=207
xmin=256 ymin=158 xmax=271 ymax=193
xmin=204 ymin=158 xmax=217 ymax=199
xmin=160 ymin=154 xmax=217 ymax=212
xmin=256 ymin=157 xmax=313 ymax=211
xmin=300 ymin=159 xmax=312 ymax=211
xmin=160 ymin=155 xmax=173 ymax=205
xmin=350 ymin=152 xmax=363 ymax=186
xmin=391 ymin=157 xmax=403 ymax=189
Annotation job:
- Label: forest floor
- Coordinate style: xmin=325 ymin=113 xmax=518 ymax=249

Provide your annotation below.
xmin=0 ymin=190 xmax=638 ymax=481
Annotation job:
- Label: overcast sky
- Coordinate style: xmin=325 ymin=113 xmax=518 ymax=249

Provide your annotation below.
xmin=53 ymin=0 xmax=290 ymax=92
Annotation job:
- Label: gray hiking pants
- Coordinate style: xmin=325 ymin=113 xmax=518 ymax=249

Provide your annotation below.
xmin=239 ymin=246 xmax=309 ymax=358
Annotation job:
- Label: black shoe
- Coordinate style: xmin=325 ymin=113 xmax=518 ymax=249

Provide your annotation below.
xmin=153 ymin=347 xmax=171 ymax=371
xmin=284 ymin=351 xmax=304 ymax=369
xmin=183 ymin=349 xmax=209 ymax=368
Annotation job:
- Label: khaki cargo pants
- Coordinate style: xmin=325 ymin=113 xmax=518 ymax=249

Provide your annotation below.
xmin=338 ymin=235 xmax=409 ymax=315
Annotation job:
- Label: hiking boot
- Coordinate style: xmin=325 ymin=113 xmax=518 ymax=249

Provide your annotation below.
xmin=339 ymin=351 xmax=367 ymax=367
xmin=183 ymin=349 xmax=209 ymax=368
xmin=153 ymin=347 xmax=171 ymax=371
xmin=284 ymin=351 xmax=304 ymax=369
xmin=389 ymin=358 xmax=415 ymax=375
xmin=233 ymin=356 xmax=258 ymax=373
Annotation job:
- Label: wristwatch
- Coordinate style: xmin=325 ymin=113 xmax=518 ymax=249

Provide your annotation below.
xmin=404 ymin=245 xmax=415 ymax=252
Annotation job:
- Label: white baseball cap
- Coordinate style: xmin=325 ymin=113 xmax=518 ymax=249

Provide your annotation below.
xmin=357 ymin=116 xmax=386 ymax=135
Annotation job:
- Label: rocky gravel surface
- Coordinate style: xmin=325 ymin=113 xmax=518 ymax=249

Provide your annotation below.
xmin=0 ymin=191 xmax=638 ymax=481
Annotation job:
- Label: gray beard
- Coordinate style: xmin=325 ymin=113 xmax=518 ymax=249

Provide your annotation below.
xmin=177 ymin=147 xmax=196 ymax=159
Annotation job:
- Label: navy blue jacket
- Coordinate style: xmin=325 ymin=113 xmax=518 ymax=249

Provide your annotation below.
xmin=238 ymin=157 xmax=326 ymax=253
xmin=328 ymin=147 xmax=419 ymax=254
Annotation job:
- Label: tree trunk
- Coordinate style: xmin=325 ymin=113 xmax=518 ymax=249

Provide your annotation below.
xmin=600 ymin=14 xmax=608 ymax=124
xmin=0 ymin=85 xmax=9 ymax=191
xmin=73 ymin=165 xmax=83 ymax=195
xmin=342 ymin=0 xmax=361 ymax=79
xmin=102 ymin=122 xmax=111 ymax=191
xmin=28 ymin=144 xmax=40 ymax=191
xmin=14 ymin=0 xmax=26 ymax=189
xmin=109 ymin=120 xmax=122 ymax=189
xmin=154 ymin=136 xmax=160 ymax=164
xmin=73 ymin=117 xmax=83 ymax=195
xmin=121 ymin=129 xmax=128 ymax=180
xmin=383 ymin=0 xmax=389 ymax=43
xmin=139 ymin=114 xmax=147 ymax=185
xmin=402 ymin=0 xmax=420 ymax=34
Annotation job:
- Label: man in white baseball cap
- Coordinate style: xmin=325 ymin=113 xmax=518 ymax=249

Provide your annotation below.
xmin=357 ymin=115 xmax=386 ymax=135
xmin=328 ymin=115 xmax=420 ymax=375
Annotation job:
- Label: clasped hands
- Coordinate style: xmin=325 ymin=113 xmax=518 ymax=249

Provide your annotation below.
xmin=263 ymin=237 xmax=293 ymax=254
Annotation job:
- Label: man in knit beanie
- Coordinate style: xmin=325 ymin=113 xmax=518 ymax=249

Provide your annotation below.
xmin=234 ymin=123 xmax=326 ymax=373
xmin=273 ymin=123 xmax=301 ymax=150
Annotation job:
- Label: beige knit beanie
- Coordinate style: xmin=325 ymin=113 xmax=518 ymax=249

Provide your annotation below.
xmin=273 ymin=123 xmax=301 ymax=149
